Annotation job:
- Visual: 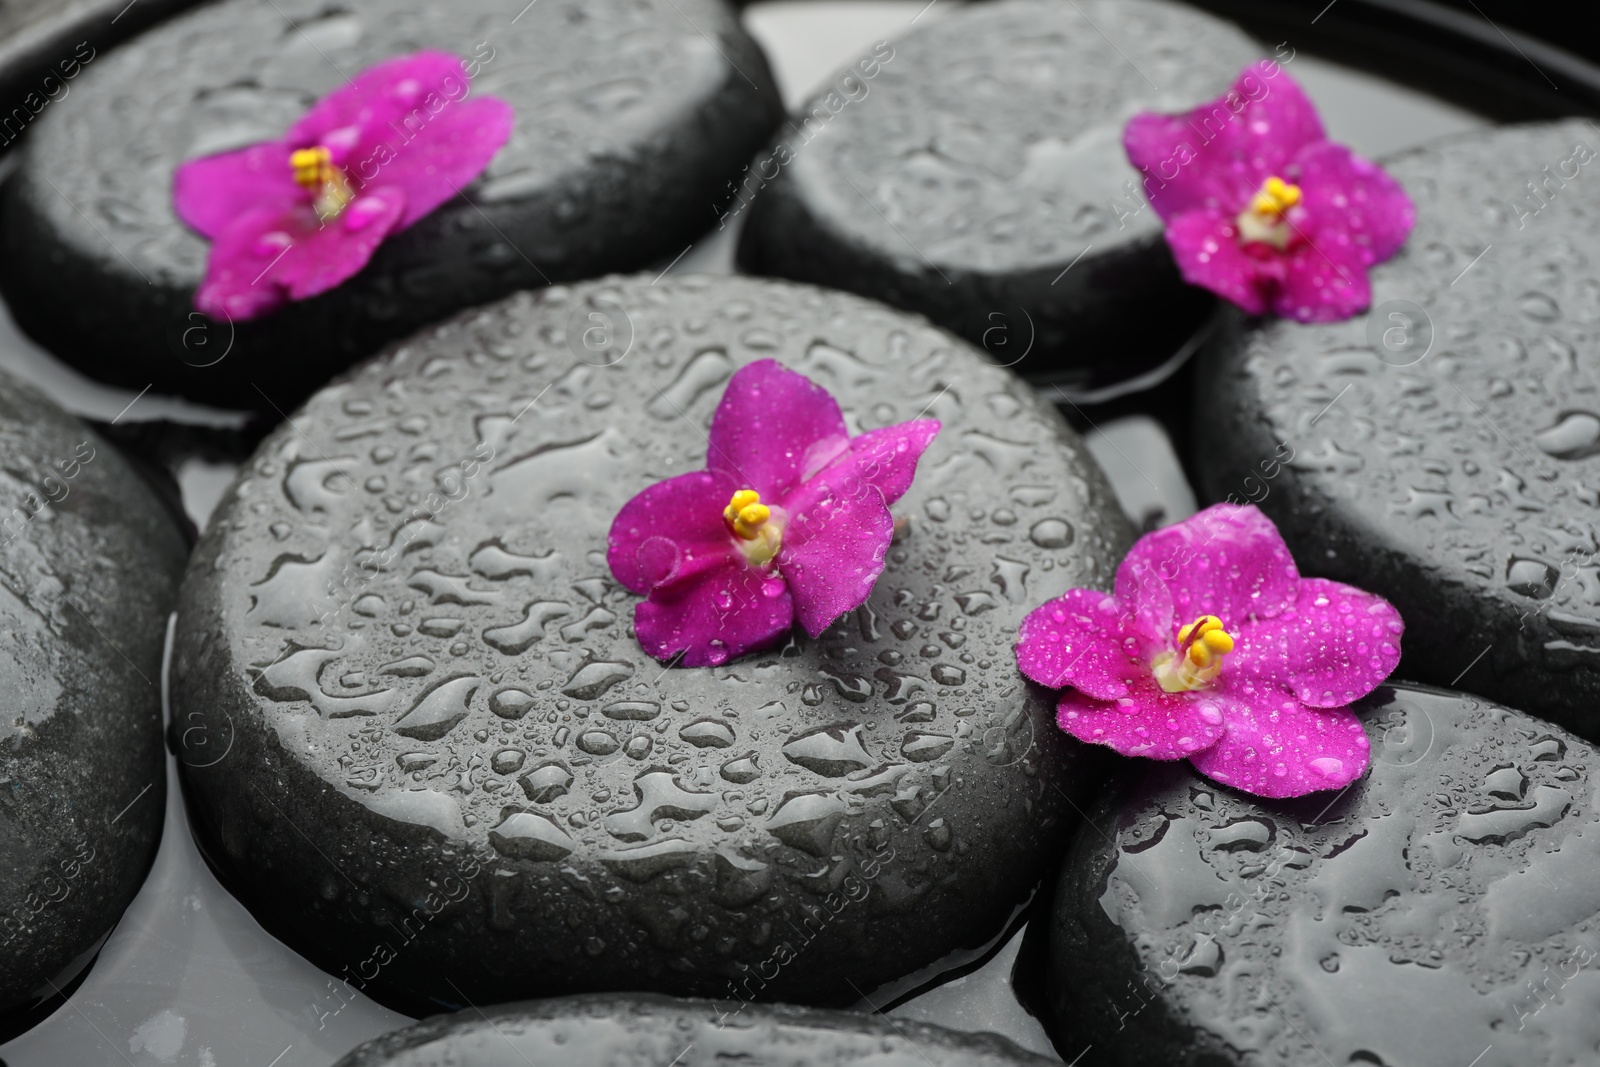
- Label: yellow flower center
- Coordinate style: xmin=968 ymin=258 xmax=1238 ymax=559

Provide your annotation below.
xmin=724 ymin=489 xmax=782 ymax=566
xmin=1236 ymin=175 xmax=1302 ymax=251
xmin=1152 ymin=614 xmax=1236 ymax=693
xmin=289 ymin=146 xmax=353 ymax=222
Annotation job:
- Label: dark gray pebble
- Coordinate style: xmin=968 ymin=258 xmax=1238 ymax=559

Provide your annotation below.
xmin=172 ymin=273 xmax=1132 ymax=1011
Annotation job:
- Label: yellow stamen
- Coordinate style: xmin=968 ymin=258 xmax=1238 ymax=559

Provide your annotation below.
xmin=724 ymin=489 xmax=781 ymax=565
xmin=1154 ymin=614 xmax=1237 ymax=692
xmin=290 ymin=147 xmax=333 ymax=191
xmin=1237 ymin=175 xmax=1302 ymax=251
xmin=289 ymin=145 xmax=353 ymax=222
xmin=1249 ymin=176 xmax=1302 ymax=216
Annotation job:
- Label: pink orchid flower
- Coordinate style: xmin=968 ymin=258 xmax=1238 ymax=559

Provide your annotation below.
xmin=1123 ymin=61 xmax=1414 ymax=322
xmin=173 ymin=51 xmax=513 ymax=322
xmin=608 ymin=359 xmax=940 ymax=667
xmin=1015 ymin=504 xmax=1403 ymax=798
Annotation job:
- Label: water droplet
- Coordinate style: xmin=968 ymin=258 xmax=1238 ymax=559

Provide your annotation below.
xmin=1534 ymin=411 xmax=1600 ymax=459
xmin=518 ymin=761 xmax=573 ymax=803
xmin=1029 ymin=518 xmax=1074 ymax=549
xmin=491 ymin=748 xmax=526 ymax=775
xmin=1506 ymin=557 xmax=1559 ymax=600
xmin=576 ymin=729 xmax=620 ymax=756
xmin=680 ymin=719 xmax=736 ymax=748
xmin=782 ymin=723 xmax=874 ymax=776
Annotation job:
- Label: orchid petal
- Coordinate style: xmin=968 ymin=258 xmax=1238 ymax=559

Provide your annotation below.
xmin=707 ymin=360 xmax=850 ymax=500
xmin=1119 ymin=503 xmax=1300 ymax=627
xmin=340 ymin=96 xmax=514 ymax=229
xmin=633 ymin=557 xmax=795 ymax=668
xmin=1273 ymin=227 xmax=1373 ymax=322
xmin=1124 ymin=62 xmax=1325 ymax=221
xmin=777 ymin=453 xmax=895 ymax=637
xmin=1016 ymin=588 xmax=1146 ymax=701
xmin=1163 ymin=209 xmax=1274 ymax=316
xmin=1189 ymin=688 xmax=1370 ymax=798
xmin=173 ymin=142 xmax=300 ymax=240
xmin=1236 ymin=578 xmax=1403 ymax=708
xmin=1055 ymin=681 xmax=1230 ymax=761
xmin=1113 ymin=557 xmax=1178 ymax=648
xmin=1291 ymin=141 xmax=1415 ymax=267
xmin=195 ymin=186 xmax=408 ymax=321
xmin=607 ymin=470 xmax=741 ymax=595
xmin=844 ymin=419 xmax=941 ymax=506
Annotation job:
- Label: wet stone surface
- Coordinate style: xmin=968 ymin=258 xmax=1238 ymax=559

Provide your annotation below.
xmin=1 ymin=0 xmax=203 ymax=158
xmin=172 ymin=274 xmax=1132 ymax=1011
xmin=0 ymin=0 xmax=779 ymax=408
xmin=334 ymin=992 xmax=1057 ymax=1066
xmin=0 ymin=369 xmax=187 ymax=1029
xmin=1198 ymin=120 xmax=1600 ymax=741
xmin=737 ymin=0 xmax=1257 ymax=391
xmin=1046 ymin=682 xmax=1600 ymax=1067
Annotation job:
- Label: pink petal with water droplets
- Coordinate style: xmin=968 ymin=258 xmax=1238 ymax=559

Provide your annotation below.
xmin=1291 ymin=140 xmax=1415 ymax=266
xmin=844 ymin=419 xmax=941 ymax=506
xmin=1163 ymin=209 xmax=1275 ymax=316
xmin=1119 ymin=503 xmax=1300 ymax=628
xmin=1236 ymin=578 xmax=1403 ymax=708
xmin=1113 ymin=557 xmax=1178 ymax=649
xmin=778 ymin=452 xmax=895 ymax=637
xmin=341 ymin=95 xmax=513 ymax=229
xmin=290 ymin=53 xmax=466 ymax=149
xmin=288 ymin=51 xmax=513 ymax=229
xmin=606 ymin=470 xmax=740 ymax=595
xmin=1016 ymin=588 xmax=1147 ymax=701
xmin=197 ymin=185 xmax=408 ymax=321
xmin=1055 ymin=678 xmax=1229 ymax=760
xmin=633 ymin=556 xmax=795 ymax=668
xmin=707 ymin=360 xmax=851 ymax=500
xmin=173 ymin=141 xmax=301 ymax=240
xmin=1188 ymin=692 xmax=1370 ymax=798
xmin=1123 ymin=62 xmax=1326 ymax=221
xmin=1272 ymin=223 xmax=1374 ymax=323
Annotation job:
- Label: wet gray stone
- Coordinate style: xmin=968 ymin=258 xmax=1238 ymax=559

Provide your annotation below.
xmin=0 ymin=368 xmax=187 ymax=1029
xmin=1 ymin=0 xmax=201 ymax=158
xmin=0 ymin=0 xmax=779 ymax=408
xmin=737 ymin=0 xmax=1258 ymax=391
xmin=1046 ymin=683 xmax=1600 ymax=1067
xmin=172 ymin=274 xmax=1132 ymax=1012
xmin=334 ymin=993 xmax=1057 ymax=1066
xmin=1196 ymin=120 xmax=1600 ymax=740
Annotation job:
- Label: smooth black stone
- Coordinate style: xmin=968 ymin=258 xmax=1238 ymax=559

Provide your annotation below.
xmin=172 ymin=274 xmax=1132 ymax=1011
xmin=736 ymin=0 xmax=1257 ymax=392
xmin=334 ymin=993 xmax=1057 ymax=1066
xmin=0 ymin=0 xmax=779 ymax=410
xmin=0 ymin=369 xmax=187 ymax=1030
xmin=1046 ymin=683 xmax=1600 ymax=1067
xmin=1195 ymin=120 xmax=1600 ymax=739
xmin=1 ymin=0 xmax=202 ymax=157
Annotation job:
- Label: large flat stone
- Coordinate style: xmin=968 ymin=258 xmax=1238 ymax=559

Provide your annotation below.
xmin=172 ymin=273 xmax=1132 ymax=1011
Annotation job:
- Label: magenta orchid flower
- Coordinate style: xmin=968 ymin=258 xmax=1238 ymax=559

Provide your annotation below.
xmin=1015 ymin=504 xmax=1403 ymax=798
xmin=173 ymin=51 xmax=513 ymax=322
xmin=608 ymin=360 xmax=940 ymax=667
xmin=1123 ymin=61 xmax=1414 ymax=322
